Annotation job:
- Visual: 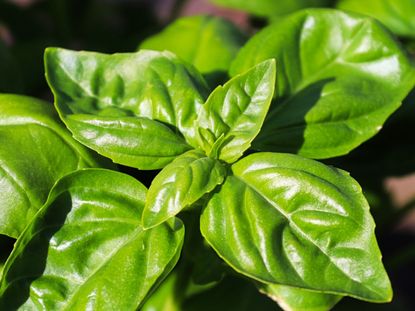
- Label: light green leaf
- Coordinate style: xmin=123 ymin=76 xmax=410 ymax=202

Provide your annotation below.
xmin=0 ymin=169 xmax=184 ymax=310
xmin=142 ymin=150 xmax=226 ymax=229
xmin=258 ymin=283 xmax=342 ymax=311
xmin=64 ymin=114 xmax=192 ymax=170
xmin=140 ymin=15 xmax=246 ymax=86
xmin=0 ymin=94 xmax=109 ymax=238
xmin=196 ymin=59 xmax=276 ymax=163
xmin=231 ymin=9 xmax=415 ymax=159
xmin=337 ymin=0 xmax=415 ymax=38
xmin=210 ymin=0 xmax=330 ymax=18
xmin=201 ymin=152 xmax=392 ymax=302
xmin=45 ymin=48 xmax=210 ymax=167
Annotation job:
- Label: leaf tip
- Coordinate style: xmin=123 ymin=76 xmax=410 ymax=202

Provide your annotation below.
xmin=141 ymin=209 xmax=164 ymax=230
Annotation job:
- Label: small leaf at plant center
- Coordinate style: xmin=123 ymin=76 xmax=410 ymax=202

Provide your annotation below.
xmin=196 ymin=59 xmax=276 ymax=163
xmin=143 ymin=150 xmax=226 ymax=229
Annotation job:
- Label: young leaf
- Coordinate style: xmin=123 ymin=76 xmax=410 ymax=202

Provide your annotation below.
xmin=0 ymin=169 xmax=184 ymax=310
xmin=200 ymin=152 xmax=392 ymax=302
xmin=140 ymin=15 xmax=246 ymax=86
xmin=45 ymin=48 xmax=210 ymax=167
xmin=337 ymin=0 xmax=415 ymax=38
xmin=142 ymin=150 xmax=226 ymax=229
xmin=258 ymin=283 xmax=342 ymax=311
xmin=231 ymin=9 xmax=415 ymax=159
xmin=0 ymin=94 xmax=110 ymax=238
xmin=196 ymin=59 xmax=276 ymax=163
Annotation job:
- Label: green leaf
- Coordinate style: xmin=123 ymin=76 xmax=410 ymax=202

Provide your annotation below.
xmin=0 ymin=94 xmax=109 ymax=238
xmin=200 ymin=152 xmax=392 ymax=302
xmin=337 ymin=0 xmax=415 ymax=38
xmin=231 ymin=9 xmax=415 ymax=159
xmin=190 ymin=242 xmax=226 ymax=286
xmin=196 ymin=59 xmax=276 ymax=163
xmin=210 ymin=0 xmax=331 ymax=18
xmin=140 ymin=15 xmax=246 ymax=86
xmin=64 ymin=114 xmax=192 ymax=170
xmin=141 ymin=270 xmax=182 ymax=311
xmin=143 ymin=150 xmax=226 ymax=229
xmin=258 ymin=283 xmax=342 ymax=311
xmin=0 ymin=169 xmax=184 ymax=310
xmin=183 ymin=276 xmax=277 ymax=311
xmin=45 ymin=48 xmax=210 ymax=167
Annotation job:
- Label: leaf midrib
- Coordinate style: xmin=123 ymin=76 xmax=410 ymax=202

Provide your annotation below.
xmin=232 ymin=174 xmax=374 ymax=295
xmin=266 ymin=18 xmax=371 ymax=121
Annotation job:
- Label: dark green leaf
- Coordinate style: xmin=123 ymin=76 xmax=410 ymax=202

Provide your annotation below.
xmin=45 ymin=48 xmax=210 ymax=167
xmin=201 ymin=152 xmax=392 ymax=302
xmin=190 ymin=243 xmax=226 ymax=286
xmin=258 ymin=283 xmax=342 ymax=311
xmin=0 ymin=94 xmax=109 ymax=238
xmin=231 ymin=9 xmax=415 ymax=159
xmin=337 ymin=0 xmax=415 ymax=38
xmin=183 ymin=276 xmax=276 ymax=311
xmin=210 ymin=0 xmax=331 ymax=18
xmin=0 ymin=169 xmax=184 ymax=310
xmin=196 ymin=59 xmax=276 ymax=163
xmin=140 ymin=15 xmax=246 ymax=85
xmin=142 ymin=150 xmax=226 ymax=229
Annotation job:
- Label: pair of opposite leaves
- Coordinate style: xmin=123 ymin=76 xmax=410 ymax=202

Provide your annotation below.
xmin=2 ymin=8 xmax=415 ymax=311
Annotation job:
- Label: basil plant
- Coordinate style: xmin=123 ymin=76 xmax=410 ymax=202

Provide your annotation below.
xmin=1 ymin=8 xmax=414 ymax=311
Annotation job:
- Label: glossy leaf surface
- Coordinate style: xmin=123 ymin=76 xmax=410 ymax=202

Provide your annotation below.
xmin=337 ymin=0 xmax=415 ymax=38
xmin=143 ymin=150 xmax=226 ymax=228
xmin=140 ymin=15 xmax=246 ymax=82
xmin=45 ymin=48 xmax=209 ymax=166
xmin=231 ymin=9 xmax=415 ymax=159
xmin=258 ymin=283 xmax=342 ymax=311
xmin=196 ymin=59 xmax=276 ymax=163
xmin=201 ymin=152 xmax=392 ymax=302
xmin=63 ymin=114 xmax=192 ymax=170
xmin=0 ymin=94 xmax=108 ymax=238
xmin=210 ymin=0 xmax=330 ymax=18
xmin=0 ymin=169 xmax=184 ymax=310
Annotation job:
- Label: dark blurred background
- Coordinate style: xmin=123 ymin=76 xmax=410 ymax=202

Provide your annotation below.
xmin=0 ymin=0 xmax=251 ymax=98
